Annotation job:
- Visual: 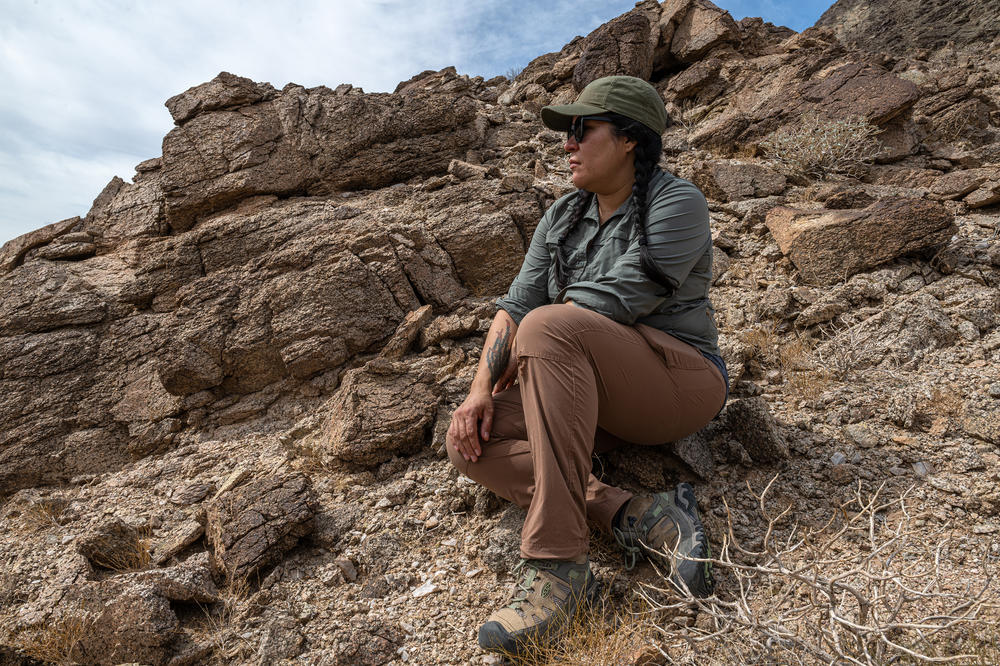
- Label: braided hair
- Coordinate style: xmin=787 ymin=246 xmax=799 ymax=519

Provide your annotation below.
xmin=553 ymin=114 xmax=679 ymax=296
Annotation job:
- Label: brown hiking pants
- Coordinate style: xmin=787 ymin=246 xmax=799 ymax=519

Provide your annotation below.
xmin=448 ymin=304 xmax=726 ymax=560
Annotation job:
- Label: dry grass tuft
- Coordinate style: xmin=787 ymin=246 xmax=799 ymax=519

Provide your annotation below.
xmin=499 ymin=593 xmax=660 ymax=666
xmin=6 ymin=610 xmax=94 ymax=665
xmin=195 ymin=574 xmax=254 ymax=665
xmin=638 ymin=476 xmax=1000 ymax=665
xmin=88 ymin=527 xmax=152 ymax=572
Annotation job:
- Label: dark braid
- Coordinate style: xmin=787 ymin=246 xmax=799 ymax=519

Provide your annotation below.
xmin=553 ymin=189 xmax=593 ymax=290
xmin=554 ymin=113 xmax=678 ymax=296
xmin=621 ymin=119 xmax=679 ymax=297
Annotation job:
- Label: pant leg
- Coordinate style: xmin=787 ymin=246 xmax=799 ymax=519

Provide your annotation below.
xmin=513 ymin=304 xmax=724 ymax=560
xmin=447 ymin=389 xmax=629 ymax=536
xmin=448 ymin=303 xmax=725 ymax=560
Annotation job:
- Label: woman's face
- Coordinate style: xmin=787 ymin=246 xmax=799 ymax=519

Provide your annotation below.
xmin=564 ymin=117 xmax=636 ymax=193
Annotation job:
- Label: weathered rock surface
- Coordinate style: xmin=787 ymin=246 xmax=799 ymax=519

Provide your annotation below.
xmin=692 ymin=161 xmax=786 ymax=201
xmin=816 ymin=0 xmax=1000 ymax=55
xmin=317 ymin=359 xmax=441 ymax=467
xmin=765 ymin=199 xmax=956 ymax=284
xmin=205 ymin=473 xmax=316 ymax=584
xmin=725 ymin=397 xmax=789 ymax=463
xmin=573 ymin=9 xmax=655 ymax=91
xmin=160 ymin=72 xmax=485 ymax=232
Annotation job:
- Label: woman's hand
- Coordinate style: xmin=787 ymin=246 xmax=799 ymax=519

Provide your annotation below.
xmin=491 ymin=346 xmax=518 ymax=394
xmin=448 ymin=388 xmax=493 ymax=463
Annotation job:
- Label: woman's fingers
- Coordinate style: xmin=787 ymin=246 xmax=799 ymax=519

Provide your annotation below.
xmin=449 ymin=393 xmax=491 ymax=463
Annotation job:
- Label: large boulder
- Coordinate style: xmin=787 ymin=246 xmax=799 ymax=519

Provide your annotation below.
xmin=765 ymin=199 xmax=955 ymax=285
xmin=573 ymin=10 xmax=655 ymax=91
xmin=317 ymin=359 xmax=441 ymax=467
xmin=205 ymin=473 xmax=317 ymax=584
xmin=160 ymin=72 xmax=485 ymax=232
xmin=656 ymin=0 xmax=740 ymax=67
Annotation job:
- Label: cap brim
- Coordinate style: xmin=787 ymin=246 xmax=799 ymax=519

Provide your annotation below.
xmin=540 ymin=103 xmax=608 ymax=131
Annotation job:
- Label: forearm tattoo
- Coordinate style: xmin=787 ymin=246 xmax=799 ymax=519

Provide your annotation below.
xmin=486 ymin=322 xmax=512 ymax=387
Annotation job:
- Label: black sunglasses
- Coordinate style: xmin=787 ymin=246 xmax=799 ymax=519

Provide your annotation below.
xmin=567 ymin=115 xmax=614 ymax=143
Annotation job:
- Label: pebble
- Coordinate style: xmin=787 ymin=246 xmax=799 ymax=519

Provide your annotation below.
xmin=464 ymin=568 xmax=483 ymax=578
xmin=412 ymin=581 xmax=437 ymax=598
xmin=830 ymin=452 xmax=847 ymax=465
xmin=973 ymin=523 xmax=998 ymax=534
xmin=424 ymin=516 xmax=440 ymax=529
xmin=912 ymin=461 xmax=933 ymax=477
xmin=845 ymin=424 xmax=879 ymax=448
xmin=988 ymin=383 xmax=1000 ymax=399
xmin=334 ymin=558 xmax=358 ymax=582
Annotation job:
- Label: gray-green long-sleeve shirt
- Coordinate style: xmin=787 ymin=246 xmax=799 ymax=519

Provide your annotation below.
xmin=496 ymin=169 xmax=720 ymax=356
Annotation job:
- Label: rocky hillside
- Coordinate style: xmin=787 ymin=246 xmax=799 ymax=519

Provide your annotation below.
xmin=1 ymin=0 xmax=998 ymax=663
xmin=816 ymin=0 xmax=1000 ymax=56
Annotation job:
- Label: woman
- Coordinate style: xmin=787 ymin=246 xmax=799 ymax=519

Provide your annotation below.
xmin=446 ymin=75 xmax=728 ymax=656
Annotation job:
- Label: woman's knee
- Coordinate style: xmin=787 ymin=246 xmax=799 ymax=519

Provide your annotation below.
xmin=515 ymin=304 xmax=589 ymax=356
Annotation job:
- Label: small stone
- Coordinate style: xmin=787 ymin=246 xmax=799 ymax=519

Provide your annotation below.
xmin=830 ymin=451 xmax=847 ymax=465
xmin=424 ymin=516 xmax=440 ymax=529
xmin=335 ymin=558 xmax=357 ymax=582
xmin=412 ymin=581 xmax=437 ymax=598
xmin=441 ymin=538 xmax=457 ymax=547
xmin=465 ymin=568 xmax=483 ymax=578
xmin=212 ymin=467 xmax=250 ymax=500
xmin=845 ymin=424 xmax=879 ymax=448
xmin=987 ymin=383 xmax=1000 ymax=399
xmin=912 ymin=461 xmax=932 ymax=477
xmin=829 ymin=464 xmax=854 ymax=485
xmin=375 ymin=498 xmax=392 ymax=509
xmin=973 ymin=523 xmax=998 ymax=534
xmin=888 ymin=466 xmax=908 ymax=476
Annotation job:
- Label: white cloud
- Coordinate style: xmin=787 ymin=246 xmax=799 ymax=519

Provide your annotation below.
xmin=0 ymin=0 xmax=826 ymax=245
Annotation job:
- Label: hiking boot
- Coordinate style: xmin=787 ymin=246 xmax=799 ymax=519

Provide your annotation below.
xmin=478 ymin=557 xmax=599 ymax=656
xmin=612 ymin=482 xmax=715 ymax=596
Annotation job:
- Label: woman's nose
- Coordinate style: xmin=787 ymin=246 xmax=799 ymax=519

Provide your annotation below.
xmin=564 ymin=135 xmax=578 ymax=152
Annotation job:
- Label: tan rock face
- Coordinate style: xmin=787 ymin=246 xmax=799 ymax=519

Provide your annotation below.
xmin=816 ymin=0 xmax=1000 ymax=55
xmin=765 ymin=199 xmax=956 ymax=285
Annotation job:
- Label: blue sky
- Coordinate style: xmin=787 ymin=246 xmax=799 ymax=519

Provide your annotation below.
xmin=0 ymin=0 xmax=834 ymax=245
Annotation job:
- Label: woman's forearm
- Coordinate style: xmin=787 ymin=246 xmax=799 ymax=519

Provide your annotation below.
xmin=472 ymin=309 xmax=517 ymax=393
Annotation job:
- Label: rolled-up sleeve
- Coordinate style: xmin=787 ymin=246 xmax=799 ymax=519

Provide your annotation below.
xmin=561 ymin=181 xmax=710 ymax=324
xmin=496 ymin=209 xmax=553 ymax=324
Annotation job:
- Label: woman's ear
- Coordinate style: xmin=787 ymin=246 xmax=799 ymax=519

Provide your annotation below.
xmin=623 ymin=136 xmax=637 ymax=153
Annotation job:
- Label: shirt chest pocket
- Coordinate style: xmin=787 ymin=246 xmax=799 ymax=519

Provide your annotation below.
xmin=585 ymin=226 xmax=634 ymax=268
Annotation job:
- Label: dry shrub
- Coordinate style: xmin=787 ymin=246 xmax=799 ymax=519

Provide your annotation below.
xmin=762 ymin=115 xmax=883 ymax=179
xmin=740 ymin=322 xmax=780 ymax=366
xmin=639 ymin=477 xmax=1000 ymax=665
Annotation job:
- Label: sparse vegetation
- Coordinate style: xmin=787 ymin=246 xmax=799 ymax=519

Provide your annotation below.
xmin=505 ymin=64 xmax=525 ymax=82
xmin=762 ymin=114 xmax=883 ymax=179
xmin=636 ymin=478 xmax=1000 ymax=665
xmin=5 ymin=610 xmax=93 ymax=665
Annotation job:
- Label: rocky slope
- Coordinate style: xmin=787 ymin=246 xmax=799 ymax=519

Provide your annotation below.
xmin=1 ymin=0 xmax=998 ymax=664
xmin=816 ymin=0 xmax=1000 ymax=56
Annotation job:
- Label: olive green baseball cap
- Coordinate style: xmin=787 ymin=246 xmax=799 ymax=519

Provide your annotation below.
xmin=541 ymin=75 xmax=668 ymax=135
